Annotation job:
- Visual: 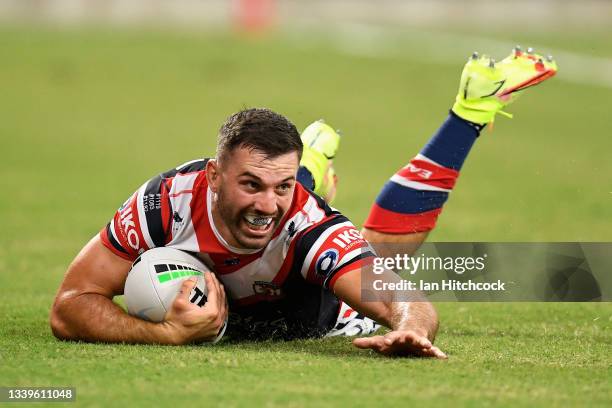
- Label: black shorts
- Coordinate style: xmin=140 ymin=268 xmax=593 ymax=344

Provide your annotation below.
xmin=226 ymin=283 xmax=340 ymax=341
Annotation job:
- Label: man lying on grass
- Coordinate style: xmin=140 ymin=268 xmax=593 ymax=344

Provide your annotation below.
xmin=51 ymin=48 xmax=556 ymax=358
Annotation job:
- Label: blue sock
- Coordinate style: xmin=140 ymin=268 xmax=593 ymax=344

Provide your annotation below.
xmin=364 ymin=112 xmax=482 ymax=233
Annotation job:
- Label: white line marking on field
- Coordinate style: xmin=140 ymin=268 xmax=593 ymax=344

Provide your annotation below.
xmin=290 ymin=23 xmax=612 ymax=89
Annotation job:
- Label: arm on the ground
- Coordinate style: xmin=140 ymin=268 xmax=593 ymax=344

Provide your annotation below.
xmin=332 ymin=263 xmax=446 ymax=359
xmin=362 ymin=227 xmax=428 ymax=258
xmin=50 ymin=235 xmax=227 ymax=345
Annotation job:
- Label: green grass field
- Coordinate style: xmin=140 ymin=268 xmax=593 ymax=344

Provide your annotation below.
xmin=0 ymin=25 xmax=611 ymax=407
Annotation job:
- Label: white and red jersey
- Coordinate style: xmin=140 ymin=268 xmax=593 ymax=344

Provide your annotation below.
xmin=100 ymin=159 xmax=375 ymax=309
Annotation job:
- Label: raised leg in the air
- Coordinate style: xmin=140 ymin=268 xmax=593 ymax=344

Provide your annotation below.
xmin=362 ymin=112 xmax=482 ymax=257
xmin=362 ymin=47 xmax=558 ymax=258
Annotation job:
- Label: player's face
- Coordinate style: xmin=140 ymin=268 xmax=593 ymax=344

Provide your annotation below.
xmin=209 ymin=147 xmax=299 ymax=250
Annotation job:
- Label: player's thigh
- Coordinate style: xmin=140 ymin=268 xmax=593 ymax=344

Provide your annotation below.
xmin=361 ymin=228 xmax=429 ymax=258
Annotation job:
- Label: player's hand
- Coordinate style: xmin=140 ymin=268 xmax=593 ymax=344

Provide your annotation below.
xmin=162 ymin=272 xmax=228 ymax=345
xmin=353 ymin=330 xmax=447 ymax=359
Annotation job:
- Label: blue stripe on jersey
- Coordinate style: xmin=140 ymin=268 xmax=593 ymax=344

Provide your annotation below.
xmin=375 ymin=181 xmax=449 ymax=214
xmin=420 ymin=112 xmax=480 ymax=171
xmin=143 ymin=174 xmax=167 ymax=247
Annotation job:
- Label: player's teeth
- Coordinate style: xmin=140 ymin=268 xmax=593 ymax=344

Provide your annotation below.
xmin=471 ymin=52 xmax=479 ymax=60
xmin=244 ymin=215 xmax=272 ymax=226
xmin=527 ymin=47 xmax=534 ymax=54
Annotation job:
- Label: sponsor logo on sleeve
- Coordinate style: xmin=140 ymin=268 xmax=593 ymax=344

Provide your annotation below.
xmin=119 ymin=204 xmax=140 ymax=251
xmin=331 ymin=228 xmax=365 ymax=250
xmin=315 ymin=249 xmax=339 ymax=277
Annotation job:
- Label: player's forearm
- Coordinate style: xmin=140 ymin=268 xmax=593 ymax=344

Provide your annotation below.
xmin=389 ymin=301 xmax=439 ymax=341
xmin=333 ymin=267 xmax=439 ymax=341
xmin=50 ymin=292 xmax=174 ymax=344
xmin=369 ymin=270 xmax=440 ymax=341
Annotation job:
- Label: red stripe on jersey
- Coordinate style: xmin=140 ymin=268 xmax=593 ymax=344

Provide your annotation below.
xmin=328 ymin=257 xmax=375 ymax=290
xmin=396 ymin=159 xmax=459 ymax=190
xmin=169 ymin=189 xmax=194 ymax=198
xmin=101 ymin=193 xmax=150 ymax=260
xmin=99 ymin=226 xmax=133 ymax=261
xmin=271 ymin=233 xmax=299 ymax=286
xmin=160 ymin=180 xmax=171 ymax=244
xmin=117 ymin=194 xmax=149 ymax=256
xmin=364 ymin=203 xmax=442 ymax=233
xmin=190 ymin=172 xmax=211 ymax=248
xmin=190 ymin=176 xmax=244 ymax=264
xmin=227 ymin=235 xmax=301 ymax=307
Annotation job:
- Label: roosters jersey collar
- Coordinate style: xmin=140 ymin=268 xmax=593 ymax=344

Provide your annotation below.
xmin=206 ymin=187 xmax=261 ymax=255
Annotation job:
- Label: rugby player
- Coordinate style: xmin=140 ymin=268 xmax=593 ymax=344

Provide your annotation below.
xmin=50 ymin=48 xmax=556 ymax=358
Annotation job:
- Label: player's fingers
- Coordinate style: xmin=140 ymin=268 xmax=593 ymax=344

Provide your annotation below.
xmin=202 ymin=271 xmax=219 ymax=309
xmin=352 ymin=337 xmax=372 ymax=349
xmin=218 ymin=282 xmax=228 ymax=320
xmin=429 ymin=346 xmax=448 ymax=359
xmin=383 ymin=331 xmax=403 ymax=345
xmin=384 ymin=331 xmax=432 ymax=349
xmin=352 ymin=336 xmax=378 ymax=349
xmin=175 ymin=277 xmax=198 ymax=306
xmin=353 ymin=336 xmax=386 ymax=352
xmin=418 ymin=345 xmax=448 ymax=360
xmin=406 ymin=332 xmax=433 ymax=349
xmin=209 ymin=272 xmax=225 ymax=310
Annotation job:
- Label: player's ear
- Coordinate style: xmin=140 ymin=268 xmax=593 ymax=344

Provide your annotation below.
xmin=206 ymin=159 xmax=220 ymax=192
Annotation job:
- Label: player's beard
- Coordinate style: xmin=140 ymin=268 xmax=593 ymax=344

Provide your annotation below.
xmin=216 ymin=186 xmax=282 ymax=250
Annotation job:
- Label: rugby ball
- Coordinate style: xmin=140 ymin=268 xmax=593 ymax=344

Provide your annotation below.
xmin=124 ymin=247 xmax=226 ymax=342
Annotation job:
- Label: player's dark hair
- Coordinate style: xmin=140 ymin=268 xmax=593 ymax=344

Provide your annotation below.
xmin=216 ymin=108 xmax=302 ymax=164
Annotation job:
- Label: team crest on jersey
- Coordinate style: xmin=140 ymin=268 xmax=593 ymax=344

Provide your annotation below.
xmin=287 ymin=221 xmax=297 ymax=238
xmin=173 ymin=211 xmax=183 ymax=223
xmin=171 ymin=211 xmax=185 ymax=236
xmin=315 ymin=249 xmax=340 ymax=277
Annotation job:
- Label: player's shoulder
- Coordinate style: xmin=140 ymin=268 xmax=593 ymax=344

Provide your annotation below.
xmin=291 ymin=182 xmax=339 ymax=218
xmin=156 ymin=158 xmax=211 ymax=193
xmin=287 ymin=183 xmax=356 ymax=244
xmin=161 ymin=158 xmax=210 ymax=179
xmin=288 ymin=185 xmax=373 ymax=288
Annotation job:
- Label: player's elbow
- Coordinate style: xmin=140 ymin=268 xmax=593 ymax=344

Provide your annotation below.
xmin=50 ymin=310 xmax=70 ymax=340
xmin=50 ymin=309 xmax=70 ymax=340
xmin=49 ymin=295 xmax=79 ymax=341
